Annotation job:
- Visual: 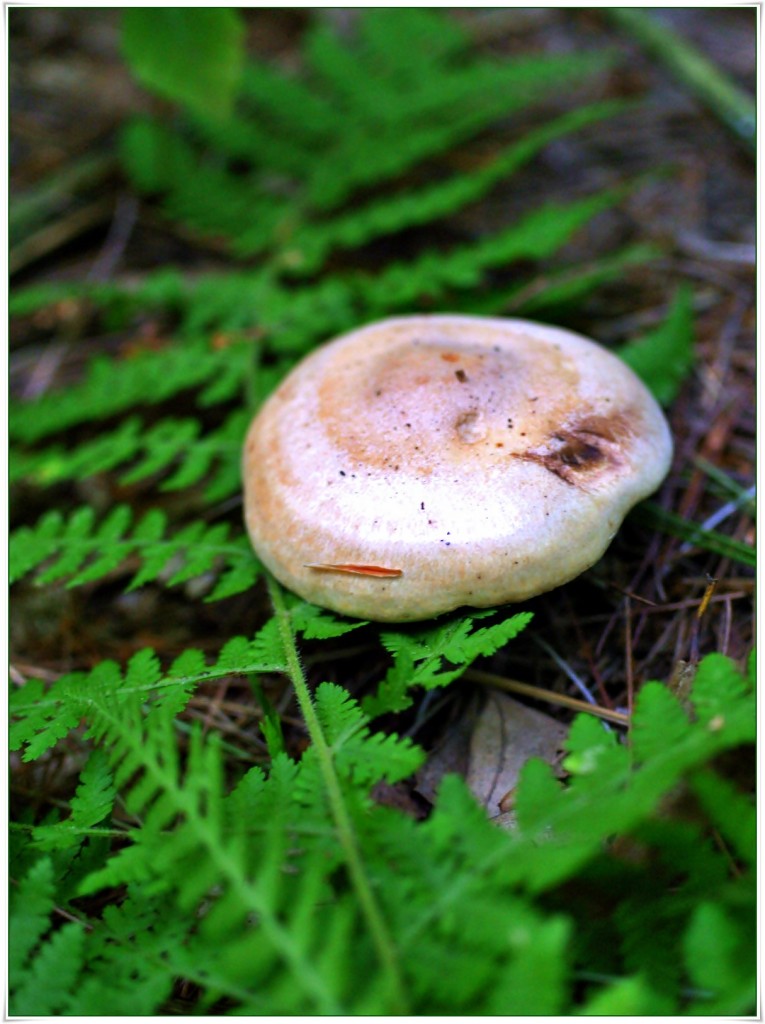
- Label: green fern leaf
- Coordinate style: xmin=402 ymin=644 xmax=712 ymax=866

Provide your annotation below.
xmin=283 ymin=100 xmax=629 ymax=274
xmin=682 ymin=901 xmax=755 ymax=1014
xmin=10 ymin=629 xmax=293 ymax=761
xmin=60 ymin=891 xmax=182 ymax=1014
xmin=629 ymin=681 xmax=693 ymax=762
xmin=206 ymin=556 xmax=261 ymax=602
xmin=352 ymin=186 xmax=630 ymax=314
xmin=10 ymin=504 xmax=260 ymax=600
xmin=689 ymin=769 xmax=756 ymax=867
xmin=514 ymin=757 xmax=567 ymax=837
xmin=690 ymin=651 xmax=753 ymax=727
xmin=122 ymin=9 xmax=245 ymax=119
xmin=313 ymin=682 xmax=367 ymax=746
xmin=119 ymin=115 xmax=195 ymax=192
xmin=311 ymin=682 xmax=424 ymax=786
xmin=616 ymin=285 xmax=695 ymax=405
xmin=214 ymin=622 xmax=288 ymax=674
xmin=118 ymin=417 xmax=200 ymax=483
xmin=10 ymin=671 xmax=90 ymax=761
xmin=359 ymin=8 xmax=467 ymax=79
xmin=9 ymin=857 xmax=57 ymax=983
xmin=291 ymin=599 xmax=369 ymax=640
xmin=31 ymin=749 xmax=116 ymax=851
xmin=9 ymin=338 xmax=250 ymax=444
xmin=12 ymin=410 xmax=247 ymax=499
xmin=485 ymin=915 xmax=571 ymax=1014
xmin=506 ymin=651 xmax=755 ymax=894
xmin=365 ymin=609 xmax=532 ymax=717
xmin=11 ymin=921 xmax=86 ymax=1015
xmin=9 ymin=510 xmax=64 ymax=582
xmin=10 ymin=416 xmax=143 ymax=486
xmin=304 ymin=25 xmax=613 ymax=208
xmin=240 ymin=61 xmax=337 ymax=145
xmin=577 ymin=976 xmax=674 ymax=1015
xmin=77 ymin=702 xmax=348 ymax=1013
xmin=470 ymin=241 xmax=659 ymax=317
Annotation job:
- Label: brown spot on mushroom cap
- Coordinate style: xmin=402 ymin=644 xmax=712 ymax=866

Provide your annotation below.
xmin=243 ymin=314 xmax=672 ymax=622
xmin=516 ymin=410 xmax=635 ymax=488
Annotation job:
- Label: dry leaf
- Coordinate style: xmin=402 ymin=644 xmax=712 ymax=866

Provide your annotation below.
xmin=467 ymin=690 xmax=567 ymax=820
xmin=414 ymin=698 xmax=478 ymax=805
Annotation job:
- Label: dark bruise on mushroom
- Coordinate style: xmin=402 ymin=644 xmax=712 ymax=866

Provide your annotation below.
xmin=243 ymin=314 xmax=673 ymax=622
xmin=516 ymin=411 xmax=634 ymax=488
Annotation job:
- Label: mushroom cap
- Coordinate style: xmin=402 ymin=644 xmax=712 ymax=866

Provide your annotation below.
xmin=243 ymin=314 xmax=672 ymax=622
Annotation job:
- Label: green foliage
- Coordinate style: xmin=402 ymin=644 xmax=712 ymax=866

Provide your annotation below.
xmin=10 ymin=410 xmax=248 ymax=500
xmin=9 ymin=335 xmax=252 ymax=444
xmin=10 ymin=645 xmax=755 ymax=1013
xmin=10 ymin=503 xmax=260 ymax=601
xmin=365 ymin=610 xmax=533 ymax=717
xmin=121 ymin=9 xmax=245 ymax=118
xmin=11 ymin=11 xmax=640 ymax=347
xmin=9 ymin=598 xmax=365 ymax=762
xmin=616 ymin=285 xmax=695 ymax=405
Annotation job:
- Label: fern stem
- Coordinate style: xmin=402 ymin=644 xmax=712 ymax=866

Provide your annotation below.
xmin=267 ymin=575 xmax=409 ymax=1014
xmin=88 ymin=703 xmax=340 ymax=1014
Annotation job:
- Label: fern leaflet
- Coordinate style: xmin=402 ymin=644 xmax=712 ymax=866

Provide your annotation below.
xmin=365 ymin=609 xmax=533 ymax=717
xmin=10 ymin=503 xmax=259 ymax=599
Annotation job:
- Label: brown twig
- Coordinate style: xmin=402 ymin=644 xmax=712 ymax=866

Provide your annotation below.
xmin=464 ymin=668 xmax=630 ymax=727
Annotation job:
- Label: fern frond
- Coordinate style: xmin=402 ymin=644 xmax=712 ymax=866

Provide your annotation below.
xmin=66 ymin=638 xmax=421 ymax=1015
xmin=9 ymin=336 xmax=251 ymax=444
xmin=365 ymin=609 xmax=532 ymax=717
xmin=629 ymin=682 xmax=693 ymax=761
xmin=616 ymin=285 xmax=695 ymax=405
xmin=10 ymin=605 xmax=358 ymax=760
xmin=121 ymin=116 xmax=292 ymax=256
xmin=289 ymin=597 xmax=369 ymax=640
xmin=9 ymin=857 xmax=57 ymax=984
xmin=10 ymin=408 xmax=247 ymax=500
xmin=75 ymin=693 xmax=354 ymax=1013
xmin=10 ymin=415 xmax=144 ymax=485
xmin=9 ymin=175 xmax=634 ymax=409
xmin=10 ymin=672 xmax=91 ymax=761
xmin=10 ymin=921 xmax=86 ymax=1016
xmin=349 ymin=185 xmax=631 ymax=314
xmin=358 ymin=8 xmax=467 ymax=81
xmin=303 ymin=22 xmax=613 ymax=208
xmin=313 ymin=682 xmax=424 ymax=786
xmin=689 ymin=768 xmax=755 ymax=867
xmin=31 ymin=749 xmax=116 ymax=852
xmin=115 ymin=7 xmax=618 ymax=259
xmin=471 ymin=242 xmax=659 ymax=317
xmin=683 ymin=901 xmax=755 ymax=1014
xmin=10 ymin=503 xmax=259 ymax=598
xmin=282 ymin=100 xmax=630 ymax=275
xmin=61 ymin=893 xmax=179 ymax=1015
xmin=239 ymin=61 xmax=339 ymax=146
xmin=507 ymin=653 xmax=755 ymax=892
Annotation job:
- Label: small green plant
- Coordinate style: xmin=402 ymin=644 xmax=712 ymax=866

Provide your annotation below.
xmin=10 ymin=625 xmax=756 ymax=1014
xmin=10 ymin=9 xmax=754 ymax=1015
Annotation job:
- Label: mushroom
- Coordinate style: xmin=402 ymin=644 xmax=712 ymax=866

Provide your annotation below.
xmin=243 ymin=314 xmax=672 ymax=622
